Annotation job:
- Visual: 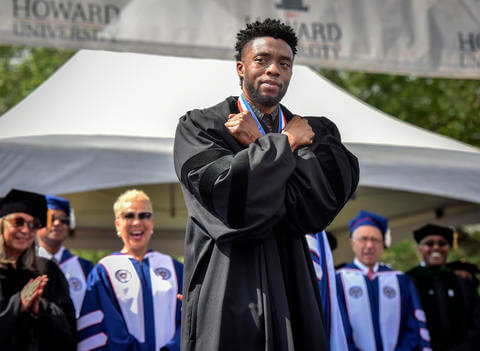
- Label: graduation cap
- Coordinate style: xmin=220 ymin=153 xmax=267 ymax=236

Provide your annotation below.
xmin=413 ymin=224 xmax=454 ymax=246
xmin=0 ymin=189 xmax=47 ymax=227
xmin=45 ymin=194 xmax=70 ymax=214
xmin=45 ymin=194 xmax=76 ymax=230
xmin=349 ymin=210 xmax=391 ymax=247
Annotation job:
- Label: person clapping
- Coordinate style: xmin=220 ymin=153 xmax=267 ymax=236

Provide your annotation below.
xmin=0 ymin=189 xmax=76 ymax=351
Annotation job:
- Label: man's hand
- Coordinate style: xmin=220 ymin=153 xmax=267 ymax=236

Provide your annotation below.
xmin=281 ymin=116 xmax=315 ymax=152
xmin=225 ymin=111 xmax=263 ymax=147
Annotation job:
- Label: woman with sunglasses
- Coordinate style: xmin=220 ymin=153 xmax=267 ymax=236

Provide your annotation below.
xmin=77 ymin=189 xmax=183 ymax=351
xmin=0 ymin=189 xmax=76 ymax=351
xmin=407 ymin=224 xmax=480 ymax=351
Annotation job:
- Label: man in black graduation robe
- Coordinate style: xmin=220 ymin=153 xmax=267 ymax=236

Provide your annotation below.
xmin=407 ymin=224 xmax=480 ymax=351
xmin=173 ymin=19 xmax=359 ymax=351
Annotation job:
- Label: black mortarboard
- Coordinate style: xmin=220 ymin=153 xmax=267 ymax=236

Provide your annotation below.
xmin=0 ymin=189 xmax=47 ymax=227
xmin=413 ymin=224 xmax=453 ymax=246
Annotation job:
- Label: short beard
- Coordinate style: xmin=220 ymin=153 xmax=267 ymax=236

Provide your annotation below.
xmin=244 ymin=78 xmax=287 ymax=107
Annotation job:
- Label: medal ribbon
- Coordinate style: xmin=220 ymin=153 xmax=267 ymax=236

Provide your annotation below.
xmin=237 ymin=94 xmax=286 ymax=135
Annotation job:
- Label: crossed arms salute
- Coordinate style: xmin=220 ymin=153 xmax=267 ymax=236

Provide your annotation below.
xmin=224 ymin=110 xmax=315 ymax=151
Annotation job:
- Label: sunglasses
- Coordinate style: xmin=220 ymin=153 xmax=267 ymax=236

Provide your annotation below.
xmin=5 ymin=216 xmax=42 ymax=230
xmin=121 ymin=212 xmax=153 ymax=221
xmin=421 ymin=239 xmax=448 ymax=248
xmin=51 ymin=215 xmax=70 ymax=225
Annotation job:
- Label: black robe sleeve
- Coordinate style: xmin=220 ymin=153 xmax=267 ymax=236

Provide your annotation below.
xmin=0 ymin=258 xmax=76 ymax=351
xmin=0 ymin=289 xmax=23 ymax=344
xmin=282 ymin=116 xmax=359 ymax=235
xmin=174 ymin=98 xmax=359 ymax=242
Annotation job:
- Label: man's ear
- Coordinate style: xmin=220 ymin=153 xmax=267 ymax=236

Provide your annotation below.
xmin=236 ymin=61 xmax=245 ymax=80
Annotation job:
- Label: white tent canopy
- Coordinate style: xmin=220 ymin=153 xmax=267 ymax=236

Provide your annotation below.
xmin=1 ymin=50 xmax=480 ymax=204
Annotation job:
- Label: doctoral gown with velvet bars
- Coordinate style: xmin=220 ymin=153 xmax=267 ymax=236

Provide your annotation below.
xmin=173 ymin=96 xmax=359 ymax=351
xmin=407 ymin=265 xmax=480 ymax=351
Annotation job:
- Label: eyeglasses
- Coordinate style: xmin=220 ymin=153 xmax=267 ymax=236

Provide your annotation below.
xmin=121 ymin=212 xmax=153 ymax=221
xmin=4 ymin=216 xmax=42 ymax=230
xmin=51 ymin=215 xmax=70 ymax=225
xmin=421 ymin=239 xmax=448 ymax=248
xmin=354 ymin=236 xmax=383 ymax=245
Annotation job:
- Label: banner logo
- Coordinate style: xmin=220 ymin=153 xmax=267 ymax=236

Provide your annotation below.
xmin=11 ymin=0 xmax=122 ymax=42
xmin=458 ymin=31 xmax=480 ymax=69
xmin=245 ymin=20 xmax=343 ymax=61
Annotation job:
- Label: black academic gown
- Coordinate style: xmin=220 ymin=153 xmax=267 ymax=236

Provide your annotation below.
xmin=0 ymin=256 xmax=77 ymax=351
xmin=174 ymin=97 xmax=359 ymax=351
xmin=407 ymin=265 xmax=480 ymax=351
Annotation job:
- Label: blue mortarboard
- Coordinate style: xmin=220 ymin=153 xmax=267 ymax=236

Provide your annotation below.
xmin=349 ymin=210 xmax=389 ymax=237
xmin=45 ymin=194 xmax=70 ymax=214
xmin=45 ymin=194 xmax=75 ymax=230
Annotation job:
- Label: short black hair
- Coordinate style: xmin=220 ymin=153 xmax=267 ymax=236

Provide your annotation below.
xmin=235 ymin=18 xmax=298 ymax=61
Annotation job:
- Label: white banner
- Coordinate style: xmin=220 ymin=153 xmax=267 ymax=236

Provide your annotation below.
xmin=0 ymin=0 xmax=479 ymax=78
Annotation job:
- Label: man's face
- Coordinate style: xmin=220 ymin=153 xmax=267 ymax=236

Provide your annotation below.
xmin=236 ymin=37 xmax=293 ymax=108
xmin=37 ymin=209 xmax=69 ymax=248
xmin=418 ymin=234 xmax=450 ymax=267
xmin=350 ymin=225 xmax=384 ymax=268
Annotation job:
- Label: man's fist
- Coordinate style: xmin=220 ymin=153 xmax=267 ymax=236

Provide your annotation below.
xmin=224 ymin=111 xmax=263 ymax=147
xmin=281 ymin=116 xmax=315 ymax=151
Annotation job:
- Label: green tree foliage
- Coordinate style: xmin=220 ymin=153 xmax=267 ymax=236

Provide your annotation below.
xmin=319 ymin=69 xmax=480 ymax=148
xmin=0 ymin=45 xmax=74 ymax=116
xmin=70 ymin=249 xmax=112 ymax=265
xmin=381 ymin=239 xmax=420 ymax=272
xmin=320 ymin=69 xmax=480 ymax=274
